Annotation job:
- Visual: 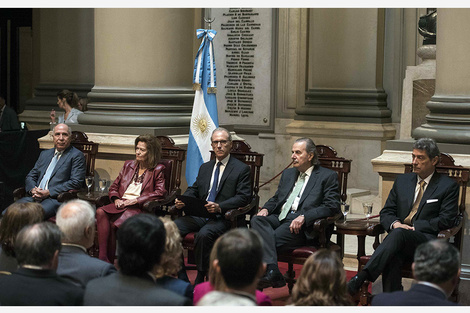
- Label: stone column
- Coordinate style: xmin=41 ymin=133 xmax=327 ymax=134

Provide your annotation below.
xmin=286 ymin=8 xmax=395 ymax=196
xmin=413 ymin=9 xmax=470 ymax=143
xmin=78 ymin=8 xmax=198 ymax=131
xmin=20 ymin=8 xmax=94 ymax=129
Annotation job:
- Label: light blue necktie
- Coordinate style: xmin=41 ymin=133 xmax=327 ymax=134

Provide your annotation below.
xmin=38 ymin=152 xmax=60 ymax=189
xmin=207 ymin=162 xmax=222 ymax=202
xmin=279 ymin=173 xmax=306 ymax=221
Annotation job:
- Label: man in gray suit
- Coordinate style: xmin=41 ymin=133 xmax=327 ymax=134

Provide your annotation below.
xmin=84 ymin=214 xmax=191 ymax=306
xmin=56 ymin=199 xmax=116 ymax=287
xmin=251 ymin=137 xmax=340 ymax=288
xmin=15 ymin=123 xmax=86 ymax=219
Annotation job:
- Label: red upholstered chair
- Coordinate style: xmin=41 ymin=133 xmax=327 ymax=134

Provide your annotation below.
xmin=356 ymin=153 xmax=468 ymax=305
xmin=274 ymin=145 xmax=351 ymax=293
xmin=173 ymin=140 xmax=263 ymax=270
xmin=13 ymin=131 xmax=99 ymax=204
xmin=92 ymin=135 xmax=186 ymax=259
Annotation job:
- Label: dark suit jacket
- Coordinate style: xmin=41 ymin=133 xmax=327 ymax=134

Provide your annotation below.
xmin=380 ymin=171 xmax=459 ymax=236
xmin=25 ymin=145 xmax=86 ymax=197
xmin=263 ymin=165 xmax=340 ymax=237
xmin=184 ymin=156 xmax=252 ymax=214
xmin=157 ymin=275 xmax=193 ymax=300
xmin=57 ymin=244 xmax=116 ymax=288
xmin=108 ymin=160 xmax=167 ymax=207
xmin=84 ymin=272 xmax=191 ymax=306
xmin=372 ymin=283 xmax=458 ymax=306
xmin=0 ymin=105 xmax=20 ymax=131
xmin=0 ymin=267 xmax=84 ymax=305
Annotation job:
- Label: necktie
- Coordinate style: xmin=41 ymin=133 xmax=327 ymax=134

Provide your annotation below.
xmin=38 ymin=152 xmax=60 ymax=190
xmin=404 ymin=180 xmax=426 ymax=225
xmin=207 ymin=162 xmax=222 ymax=202
xmin=279 ymin=173 xmax=306 ymax=221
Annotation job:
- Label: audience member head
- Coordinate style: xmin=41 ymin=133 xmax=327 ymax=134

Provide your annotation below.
xmin=294 ymin=137 xmax=319 ymax=167
xmin=213 ymin=228 xmax=265 ymax=291
xmin=154 ymin=217 xmax=183 ymax=278
xmin=412 ymin=138 xmax=440 ymax=179
xmin=53 ymin=123 xmax=72 ymax=152
xmin=56 ymin=90 xmax=78 ymax=109
xmin=208 ymin=237 xmax=225 ymax=290
xmin=134 ymin=134 xmax=161 ymax=169
xmin=117 ymin=214 xmax=166 ymax=277
xmin=211 ymin=127 xmax=233 ymax=161
xmin=56 ymin=200 xmax=95 ymax=248
xmin=413 ymin=239 xmax=460 ymax=297
xmin=0 ymin=202 xmax=44 ymax=257
xmin=15 ymin=222 xmax=62 ymax=269
xmin=291 ymin=249 xmax=351 ymax=306
xmin=78 ymin=97 xmax=88 ymax=111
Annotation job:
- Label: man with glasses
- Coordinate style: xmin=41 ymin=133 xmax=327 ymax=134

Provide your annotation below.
xmin=174 ymin=127 xmax=251 ymax=285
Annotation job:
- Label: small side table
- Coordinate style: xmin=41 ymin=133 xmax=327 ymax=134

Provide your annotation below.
xmin=335 ymin=218 xmax=380 ymax=261
xmin=77 ymin=191 xmax=108 ymax=205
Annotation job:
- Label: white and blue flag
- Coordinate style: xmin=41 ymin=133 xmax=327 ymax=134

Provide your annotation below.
xmin=186 ymin=29 xmax=219 ymax=186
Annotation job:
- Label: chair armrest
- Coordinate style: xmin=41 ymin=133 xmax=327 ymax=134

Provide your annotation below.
xmin=225 ymin=196 xmax=258 ymax=222
xmin=366 ymin=223 xmax=385 ymax=237
xmin=438 ymin=216 xmax=463 ymax=240
xmin=95 ymin=195 xmax=111 ymax=208
xmin=143 ymin=190 xmax=179 ymax=214
xmin=57 ymin=190 xmax=79 ymax=202
xmin=313 ymin=213 xmax=342 ymax=231
xmin=13 ymin=187 xmax=26 ymax=199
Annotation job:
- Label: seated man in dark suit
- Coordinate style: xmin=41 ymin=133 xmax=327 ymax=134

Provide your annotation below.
xmin=56 ymin=199 xmax=116 ymax=287
xmin=197 ymin=228 xmax=265 ymax=306
xmin=174 ymin=127 xmax=252 ymax=285
xmin=348 ymin=138 xmax=459 ymax=295
xmin=84 ymin=214 xmax=191 ymax=306
xmin=0 ymin=222 xmax=84 ymax=305
xmin=372 ymin=239 xmax=460 ymax=306
xmin=0 ymin=94 xmax=20 ymax=131
xmin=15 ymin=123 xmax=86 ymax=219
xmin=251 ymin=137 xmax=340 ymax=288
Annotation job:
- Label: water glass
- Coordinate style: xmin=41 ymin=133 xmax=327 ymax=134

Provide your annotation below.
xmin=362 ymin=202 xmax=373 ymax=223
xmin=99 ymin=179 xmax=107 ymax=193
xmin=85 ymin=176 xmax=93 ymax=195
xmin=341 ymin=201 xmax=350 ymax=222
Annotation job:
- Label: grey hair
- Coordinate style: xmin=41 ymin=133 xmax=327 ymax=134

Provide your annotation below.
xmin=413 ymin=138 xmax=440 ymax=160
xmin=15 ymin=222 xmax=62 ymax=267
xmin=53 ymin=123 xmax=72 ymax=136
xmin=295 ymin=138 xmax=319 ymax=165
xmin=413 ymin=239 xmax=460 ymax=284
xmin=211 ymin=127 xmax=232 ymax=142
xmin=56 ymin=199 xmax=95 ymax=243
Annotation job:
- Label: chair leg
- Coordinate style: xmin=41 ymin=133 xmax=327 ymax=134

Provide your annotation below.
xmin=284 ymin=262 xmax=295 ymax=294
xmin=360 ymin=280 xmax=372 ymax=306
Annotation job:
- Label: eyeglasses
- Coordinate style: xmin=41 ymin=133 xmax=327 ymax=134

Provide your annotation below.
xmin=211 ymin=140 xmax=230 ymax=145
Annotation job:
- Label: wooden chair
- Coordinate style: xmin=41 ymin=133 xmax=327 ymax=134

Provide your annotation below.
xmin=275 ymin=145 xmax=351 ymax=293
xmin=175 ymin=140 xmax=264 ymax=269
xmin=13 ymin=131 xmax=99 ymax=203
xmin=92 ymin=135 xmax=186 ymax=259
xmin=357 ymin=153 xmax=469 ymax=305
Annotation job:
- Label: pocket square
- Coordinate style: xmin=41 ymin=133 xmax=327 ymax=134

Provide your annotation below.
xmin=426 ymin=199 xmax=438 ymax=203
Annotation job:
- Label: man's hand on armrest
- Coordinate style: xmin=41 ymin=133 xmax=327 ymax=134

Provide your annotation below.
xmin=257 ymin=208 xmax=269 ymax=216
xmin=392 ymin=221 xmax=414 ymax=231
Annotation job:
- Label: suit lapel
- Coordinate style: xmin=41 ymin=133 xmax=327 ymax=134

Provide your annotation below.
xmin=280 ymin=170 xmax=299 ymax=204
xmin=50 ymin=146 xmax=72 ymax=179
xmin=298 ymin=166 xmax=318 ymax=206
xmin=405 ymin=173 xmax=418 ymax=212
xmin=140 ymin=164 xmax=153 ymax=191
xmin=416 ymin=172 xmax=439 ymax=215
xmin=202 ymin=159 xmax=216 ymax=197
xmin=122 ymin=161 xmax=137 ymax=189
xmin=217 ymin=157 xmax=234 ymax=192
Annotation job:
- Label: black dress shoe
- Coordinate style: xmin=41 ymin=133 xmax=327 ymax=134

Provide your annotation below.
xmin=347 ymin=274 xmax=365 ymax=296
xmin=257 ymin=269 xmax=286 ymax=289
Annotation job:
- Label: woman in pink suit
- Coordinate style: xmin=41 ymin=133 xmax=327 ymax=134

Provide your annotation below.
xmin=96 ymin=134 xmax=167 ymax=263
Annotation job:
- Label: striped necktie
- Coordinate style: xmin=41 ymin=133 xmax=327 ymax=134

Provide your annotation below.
xmin=279 ymin=172 xmax=306 ymax=221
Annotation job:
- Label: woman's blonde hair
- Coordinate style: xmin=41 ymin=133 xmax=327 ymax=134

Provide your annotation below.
xmin=154 ymin=217 xmax=182 ymax=278
xmin=291 ymin=249 xmax=352 ymax=306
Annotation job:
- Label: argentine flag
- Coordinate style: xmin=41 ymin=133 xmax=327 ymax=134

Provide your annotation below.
xmin=186 ymin=29 xmax=219 ymax=186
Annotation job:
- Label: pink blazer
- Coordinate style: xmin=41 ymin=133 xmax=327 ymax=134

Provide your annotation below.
xmin=108 ymin=160 xmax=167 ymax=208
